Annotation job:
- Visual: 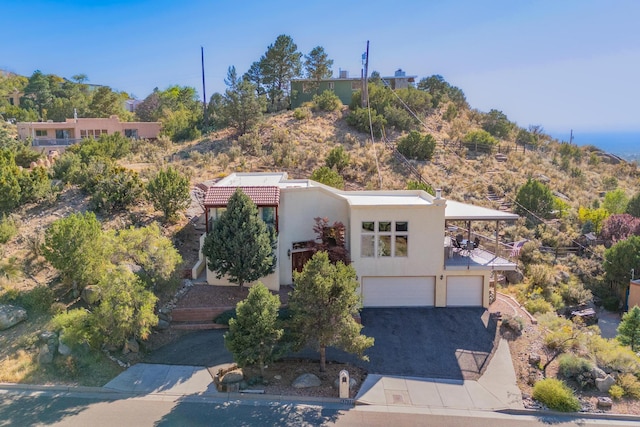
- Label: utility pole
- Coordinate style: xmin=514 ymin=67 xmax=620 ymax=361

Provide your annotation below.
xmin=361 ymin=40 xmax=369 ymax=108
xmin=201 ymin=46 xmax=208 ymax=129
xmin=569 ymin=129 xmax=574 ymax=145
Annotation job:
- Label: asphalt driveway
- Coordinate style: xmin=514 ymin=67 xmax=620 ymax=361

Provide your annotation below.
xmin=145 ymin=307 xmax=498 ymax=380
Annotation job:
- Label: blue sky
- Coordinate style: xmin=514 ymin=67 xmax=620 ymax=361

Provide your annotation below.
xmin=2 ymin=0 xmax=639 ymax=133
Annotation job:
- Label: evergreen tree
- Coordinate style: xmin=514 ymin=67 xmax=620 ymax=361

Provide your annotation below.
xmin=258 ymin=34 xmax=302 ymax=111
xmin=604 ymin=235 xmax=640 ymax=301
xmin=310 ymin=166 xmax=344 ymax=189
xmin=146 ymin=166 xmax=191 ymax=221
xmin=289 ymin=251 xmax=373 ymax=372
xmin=202 ymin=189 xmax=276 ymax=288
xmin=626 ymin=192 xmax=640 ymax=218
xmin=304 ymin=46 xmax=333 ymax=94
xmin=617 ymin=306 xmax=640 ymax=352
xmin=225 ymin=282 xmax=284 ymax=376
xmin=222 ymin=66 xmax=265 ymax=135
xmin=515 ymin=179 xmax=555 ymax=224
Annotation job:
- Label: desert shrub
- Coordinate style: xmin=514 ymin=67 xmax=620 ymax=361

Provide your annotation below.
xmin=293 ymin=107 xmax=312 ymax=120
xmin=406 ymin=180 xmax=435 ymax=195
xmin=603 ymin=295 xmax=620 ymax=311
xmin=346 ymin=107 xmax=386 ymax=137
xmin=214 ymin=309 xmax=237 ymax=325
xmin=587 ymin=334 xmax=640 ymax=374
xmin=228 ymin=143 xmax=242 ymax=162
xmin=609 ymin=384 xmax=624 ymax=400
xmin=310 ymin=166 xmax=344 ymax=189
xmin=237 ymin=131 xmax=264 ymax=156
xmin=51 ymin=309 xmax=97 ymax=349
xmin=396 ymin=131 xmax=436 ymax=161
xmin=462 ymin=129 xmax=497 ymax=152
xmin=50 ymin=302 xmax=67 ymax=315
xmin=312 ymin=90 xmax=341 ymax=112
xmin=0 ymin=214 xmax=18 ymax=244
xmin=558 ymin=354 xmax=593 ymax=387
xmin=501 ymin=315 xmax=524 ymax=334
xmin=90 ymin=166 xmax=144 ymax=213
xmin=525 ymin=297 xmax=554 ymax=315
xmin=18 ymin=285 xmax=54 ymax=314
xmin=558 ymin=279 xmax=592 ymax=306
xmin=617 ymin=373 xmax=640 ymax=398
xmin=532 ymin=378 xmax=581 ymax=412
xmin=325 ymin=146 xmax=350 ymax=172
xmin=383 ymin=105 xmax=415 ymax=131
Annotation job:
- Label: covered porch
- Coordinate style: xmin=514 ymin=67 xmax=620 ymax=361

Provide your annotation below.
xmin=444 ymin=200 xmax=519 ymax=271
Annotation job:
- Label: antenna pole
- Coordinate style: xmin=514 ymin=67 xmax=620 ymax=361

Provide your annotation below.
xmin=201 ymin=46 xmax=208 ymax=128
xmin=361 ymin=41 xmax=370 ymax=108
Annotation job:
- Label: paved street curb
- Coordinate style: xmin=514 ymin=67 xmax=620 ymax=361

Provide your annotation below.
xmin=500 ymin=408 xmax=640 ymax=422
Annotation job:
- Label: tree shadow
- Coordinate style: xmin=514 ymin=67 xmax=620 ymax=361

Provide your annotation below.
xmin=0 ymin=392 xmax=93 ymax=426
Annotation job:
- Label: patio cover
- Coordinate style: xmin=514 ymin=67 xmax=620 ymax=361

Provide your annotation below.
xmin=445 ymin=200 xmax=519 ymax=221
xmin=204 ymin=186 xmax=280 ymax=207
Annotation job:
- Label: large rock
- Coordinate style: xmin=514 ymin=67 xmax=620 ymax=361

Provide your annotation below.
xmin=38 ymin=344 xmax=54 ymax=365
xmin=156 ymin=319 xmax=170 ymax=330
xmin=0 ymin=304 xmax=27 ymax=330
xmin=123 ymin=338 xmax=139 ymax=354
xmin=220 ymin=370 xmax=244 ymax=384
xmin=81 ymin=285 xmax=102 ymax=305
xmin=504 ymin=270 xmax=524 ymax=285
xmin=292 ymin=373 xmax=321 ymax=389
xmin=597 ymin=396 xmax=613 ymax=410
xmin=595 ymin=375 xmax=616 ymax=392
xmin=58 ymin=337 xmax=72 ymax=356
xmin=591 ymin=366 xmax=606 ymax=380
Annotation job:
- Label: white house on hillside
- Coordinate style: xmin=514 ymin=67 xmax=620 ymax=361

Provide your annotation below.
xmin=193 ymin=172 xmax=518 ymax=308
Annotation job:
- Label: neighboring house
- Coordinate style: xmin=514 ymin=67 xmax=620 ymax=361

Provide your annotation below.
xmin=6 ymin=89 xmax=22 ymax=107
xmin=124 ymin=99 xmax=142 ymax=112
xmin=290 ymin=69 xmax=417 ymax=109
xmin=194 ymin=172 xmax=518 ymax=308
xmin=628 ymin=279 xmax=640 ymax=311
xmin=17 ymin=115 xmax=161 ymax=148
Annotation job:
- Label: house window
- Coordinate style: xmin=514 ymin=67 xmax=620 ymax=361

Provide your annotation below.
xmin=328 ymin=82 xmax=334 ymax=90
xmin=260 ymin=207 xmax=276 ymax=228
xmin=361 ymin=220 xmax=408 ymax=258
xmin=35 ymin=130 xmax=47 ymax=137
xmin=124 ymin=129 xmax=138 ymax=139
xmin=55 ymin=130 xmax=69 ymax=139
xmin=351 ymin=81 xmax=362 ymax=91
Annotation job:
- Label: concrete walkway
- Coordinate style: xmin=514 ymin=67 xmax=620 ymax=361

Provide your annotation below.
xmin=103 ymin=339 xmax=522 ymax=412
xmin=354 ymin=339 xmax=522 ymax=411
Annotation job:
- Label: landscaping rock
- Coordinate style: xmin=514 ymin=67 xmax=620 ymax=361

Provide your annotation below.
xmin=40 ymin=331 xmax=58 ymax=355
xmin=504 ymin=270 xmax=524 ymax=285
xmin=591 ymin=367 xmax=606 ymax=380
xmin=528 ymin=353 xmax=541 ymax=365
xmin=38 ymin=344 xmax=54 ymax=365
xmin=156 ymin=319 xmax=170 ymax=330
xmin=597 ymin=396 xmax=613 ymax=410
xmin=58 ymin=338 xmax=72 ymax=356
xmin=595 ymin=375 xmax=615 ymax=392
xmin=157 ymin=312 xmax=171 ymax=322
xmin=123 ymin=338 xmax=139 ymax=354
xmin=292 ymin=373 xmax=321 ymax=389
xmin=221 ymin=370 xmax=244 ymax=384
xmin=81 ymin=285 xmax=102 ymax=305
xmin=0 ymin=304 xmax=27 ymax=330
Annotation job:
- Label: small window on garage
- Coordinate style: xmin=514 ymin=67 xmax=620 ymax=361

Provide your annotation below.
xmin=361 ymin=235 xmax=375 ymax=257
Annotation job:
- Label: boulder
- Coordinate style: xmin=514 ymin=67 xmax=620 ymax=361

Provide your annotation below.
xmin=292 ymin=373 xmax=321 ymax=389
xmin=81 ymin=285 xmax=102 ymax=306
xmin=58 ymin=338 xmax=72 ymax=356
xmin=38 ymin=344 xmax=54 ymax=365
xmin=595 ymin=375 xmax=615 ymax=393
xmin=597 ymin=396 xmax=613 ymax=410
xmin=0 ymin=304 xmax=28 ymax=330
xmin=123 ymin=338 xmax=139 ymax=354
xmin=504 ymin=270 xmax=524 ymax=285
xmin=528 ymin=354 xmax=541 ymax=365
xmin=220 ymin=370 xmax=244 ymax=384
xmin=591 ymin=366 xmax=606 ymax=380
xmin=156 ymin=319 xmax=170 ymax=330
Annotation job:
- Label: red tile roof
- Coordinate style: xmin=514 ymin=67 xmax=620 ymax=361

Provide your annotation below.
xmin=204 ymin=186 xmax=280 ymax=207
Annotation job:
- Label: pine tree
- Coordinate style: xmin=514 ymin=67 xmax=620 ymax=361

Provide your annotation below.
xmin=202 ymin=189 xmax=276 ymax=288
xmin=617 ymin=306 xmax=640 ymax=352
xmin=289 ymin=251 xmax=373 ymax=372
xmin=146 ymin=166 xmax=191 ymax=221
xmin=225 ymin=283 xmax=284 ymax=376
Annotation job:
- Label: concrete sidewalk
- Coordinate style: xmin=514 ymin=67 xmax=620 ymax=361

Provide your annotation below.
xmin=354 ymin=339 xmax=522 ymax=411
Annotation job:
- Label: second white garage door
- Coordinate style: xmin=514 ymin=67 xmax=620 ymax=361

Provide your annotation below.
xmin=446 ymin=276 xmax=483 ymax=306
xmin=362 ymin=276 xmax=435 ymax=307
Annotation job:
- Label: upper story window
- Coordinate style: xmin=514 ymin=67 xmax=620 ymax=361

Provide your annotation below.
xmin=361 ymin=220 xmax=408 ymax=258
xmin=351 ymin=81 xmax=362 ymax=91
xmin=35 ymin=130 xmax=47 ymax=137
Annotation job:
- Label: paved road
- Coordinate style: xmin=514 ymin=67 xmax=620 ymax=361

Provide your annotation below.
xmin=146 ymin=308 xmax=497 ymax=380
xmin=0 ymin=391 xmax=636 ymax=427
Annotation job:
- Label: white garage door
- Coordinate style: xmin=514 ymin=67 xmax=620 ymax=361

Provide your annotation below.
xmin=446 ymin=276 xmax=483 ymax=306
xmin=362 ymin=276 xmax=435 ymax=307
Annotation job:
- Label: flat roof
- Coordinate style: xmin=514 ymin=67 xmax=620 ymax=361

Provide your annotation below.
xmin=445 ymin=200 xmax=519 ymax=221
xmin=344 ymin=192 xmax=431 ymax=206
xmin=216 ymin=172 xmax=288 ymax=187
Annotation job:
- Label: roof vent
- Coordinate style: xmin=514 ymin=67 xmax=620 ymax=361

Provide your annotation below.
xmin=339 ymin=69 xmax=348 ymax=79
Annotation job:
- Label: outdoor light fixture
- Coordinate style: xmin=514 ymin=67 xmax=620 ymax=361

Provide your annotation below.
xmin=287 ymin=249 xmax=291 ymax=259
xmin=439 ymin=275 xmax=443 ymax=280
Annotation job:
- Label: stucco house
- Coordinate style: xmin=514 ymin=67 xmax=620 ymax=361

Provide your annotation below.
xmin=17 ymin=115 xmax=161 ymax=150
xmin=628 ymin=279 xmax=640 ymax=311
xmin=290 ymin=69 xmax=417 ymax=109
xmin=194 ymin=172 xmax=518 ymax=309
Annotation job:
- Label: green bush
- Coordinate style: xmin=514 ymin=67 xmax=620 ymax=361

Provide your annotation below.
xmin=19 ymin=285 xmax=54 ymax=314
xmin=603 ymin=295 xmax=619 ymax=311
xmin=383 ymin=105 xmax=415 ymax=131
xmin=325 ymin=146 xmax=350 ymax=172
xmin=51 ymin=309 xmax=97 ymax=349
xmin=346 ymin=107 xmax=386 ymax=137
xmin=617 ymin=373 xmax=640 ymax=398
xmin=0 ymin=214 xmax=18 ymax=244
xmin=525 ymin=298 xmax=554 ymax=315
xmin=609 ymin=384 xmax=624 ymax=400
xmin=558 ymin=354 xmax=593 ymax=387
xmin=501 ymin=315 xmax=524 ymax=334
xmin=214 ymin=308 xmax=237 ymax=325
xmin=532 ymin=378 xmax=581 ymax=412
xmin=312 ymin=91 xmax=342 ymax=112
xmin=310 ymin=166 xmax=344 ymax=190
xmin=397 ymin=131 xmax=436 ymax=161
xmin=462 ymin=129 xmax=497 ymax=152
xmin=293 ymin=107 xmax=312 ymax=121
xmin=90 ymin=166 xmax=144 ymax=213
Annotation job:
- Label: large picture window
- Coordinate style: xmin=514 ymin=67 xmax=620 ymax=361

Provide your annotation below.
xmin=361 ymin=220 xmax=408 ymax=258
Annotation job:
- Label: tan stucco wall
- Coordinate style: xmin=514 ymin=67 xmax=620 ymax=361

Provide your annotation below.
xmin=629 ymin=281 xmax=640 ymax=311
xmin=278 ymin=186 xmax=350 ymax=285
xmin=17 ymin=115 xmax=161 ymax=140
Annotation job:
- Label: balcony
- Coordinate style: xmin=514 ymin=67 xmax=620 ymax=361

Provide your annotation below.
xmin=32 ymin=138 xmax=82 ymax=147
xmin=444 ymin=236 xmax=517 ymax=271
